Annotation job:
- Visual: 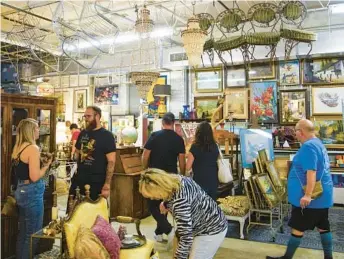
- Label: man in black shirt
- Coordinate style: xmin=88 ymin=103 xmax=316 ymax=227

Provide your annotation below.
xmin=69 ymin=106 xmax=116 ymax=201
xmin=142 ymin=112 xmax=185 ymax=245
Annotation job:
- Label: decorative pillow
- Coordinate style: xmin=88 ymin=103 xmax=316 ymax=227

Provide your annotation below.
xmin=75 ymin=225 xmax=110 ymax=259
xmin=92 ymin=215 xmax=121 ymax=259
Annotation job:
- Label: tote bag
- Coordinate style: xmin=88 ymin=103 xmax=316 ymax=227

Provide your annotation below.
xmin=217 ymin=145 xmax=233 ymax=183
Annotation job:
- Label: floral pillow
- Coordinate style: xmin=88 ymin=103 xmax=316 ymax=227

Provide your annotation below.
xmin=75 ymin=225 xmax=110 ymax=259
xmin=92 ymin=215 xmax=121 ymax=259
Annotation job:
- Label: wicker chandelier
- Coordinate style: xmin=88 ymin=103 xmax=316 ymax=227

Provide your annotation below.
xmin=181 ymin=15 xmax=207 ymax=67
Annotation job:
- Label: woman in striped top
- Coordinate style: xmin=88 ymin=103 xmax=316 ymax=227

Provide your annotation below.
xmin=139 ymin=168 xmax=228 ymax=259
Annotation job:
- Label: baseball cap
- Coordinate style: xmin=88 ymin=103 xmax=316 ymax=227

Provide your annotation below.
xmin=162 ymin=112 xmax=175 ymax=124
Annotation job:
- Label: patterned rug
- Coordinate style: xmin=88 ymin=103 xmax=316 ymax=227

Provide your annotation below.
xmin=225 ymin=206 xmax=344 ymax=253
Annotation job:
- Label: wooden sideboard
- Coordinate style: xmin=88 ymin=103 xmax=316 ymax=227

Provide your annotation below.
xmin=110 ymin=146 xmax=150 ymax=219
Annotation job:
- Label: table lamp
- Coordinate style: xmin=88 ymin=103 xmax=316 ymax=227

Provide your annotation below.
xmin=154 ymin=84 xmax=171 ymax=116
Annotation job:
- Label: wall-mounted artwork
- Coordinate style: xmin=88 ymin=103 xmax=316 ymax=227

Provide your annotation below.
xmin=302 ymin=58 xmax=344 ymax=84
xmin=314 ymin=120 xmax=344 ymax=146
xmin=194 ymin=96 xmax=221 ymax=120
xmin=225 ymin=68 xmax=246 ymax=87
xmin=250 ymin=81 xmax=278 ymax=123
xmin=312 ymin=86 xmax=344 ymax=115
xmin=195 ymin=67 xmax=223 ymax=93
xmin=279 ymin=60 xmax=300 ymax=85
xmin=111 ymin=115 xmax=135 ymax=136
xmin=239 ymin=129 xmax=274 ymax=168
xmin=279 ymin=89 xmax=309 ymax=125
xmin=94 ymin=84 xmax=119 ymax=105
xmin=74 ymin=89 xmax=87 ymax=113
xmin=224 ymin=88 xmax=248 ymax=119
xmin=248 ymin=62 xmax=275 ymax=80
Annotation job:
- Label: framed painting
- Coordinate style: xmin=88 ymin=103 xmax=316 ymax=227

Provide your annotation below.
xmin=224 ymin=88 xmax=248 ymax=119
xmin=249 ymin=176 xmax=263 ymax=209
xmin=279 ymin=89 xmax=309 ymax=125
xmin=250 ymin=81 xmax=278 ymax=123
xmin=254 ymin=174 xmax=279 ymax=208
xmin=74 ymin=89 xmax=87 ymax=113
xmin=266 ymin=161 xmax=284 ymax=195
xmin=279 ymin=60 xmax=300 ymax=85
xmin=94 ymin=84 xmax=119 ymax=105
xmin=194 ymin=96 xmax=221 ymax=120
xmin=248 ymin=61 xmax=275 ymax=80
xmin=302 ymin=58 xmax=344 ymax=84
xmin=239 ymin=129 xmax=274 ymax=169
xmin=195 ymin=67 xmax=223 ymax=93
xmin=314 ymin=120 xmax=344 ymax=146
xmin=111 ymin=115 xmax=135 ymax=135
xmin=244 ymin=181 xmax=255 ymax=208
xmin=312 ymin=86 xmax=344 ymax=115
xmin=225 ymin=67 xmax=246 ymax=87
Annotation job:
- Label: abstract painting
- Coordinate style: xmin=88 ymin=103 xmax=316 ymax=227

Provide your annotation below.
xmin=74 ymin=89 xmax=87 ymax=112
xmin=194 ymin=96 xmax=221 ymax=120
xmin=225 ymin=67 xmax=246 ymax=87
xmin=279 ymin=89 xmax=309 ymax=125
xmin=314 ymin=120 xmax=344 ymax=145
xmin=279 ymin=60 xmax=300 ymax=85
xmin=94 ymin=84 xmax=119 ymax=105
xmin=248 ymin=62 xmax=275 ymax=80
xmin=312 ymin=86 xmax=344 ymax=115
xmin=240 ymin=129 xmax=274 ymax=168
xmin=195 ymin=67 xmax=223 ymax=93
xmin=224 ymin=88 xmax=248 ymax=119
xmin=302 ymin=58 xmax=344 ymax=84
xmin=250 ymin=81 xmax=278 ymax=123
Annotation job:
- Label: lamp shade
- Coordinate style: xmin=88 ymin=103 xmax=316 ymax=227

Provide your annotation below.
xmin=154 ymin=84 xmax=171 ymax=97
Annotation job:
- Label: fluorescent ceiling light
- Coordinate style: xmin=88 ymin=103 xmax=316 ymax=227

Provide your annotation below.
xmin=65 ymin=27 xmax=174 ymax=52
xmin=331 ymin=3 xmax=344 ymax=14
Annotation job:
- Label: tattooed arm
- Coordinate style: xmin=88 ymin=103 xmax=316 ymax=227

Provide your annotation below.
xmin=101 ymin=151 xmax=116 ymax=198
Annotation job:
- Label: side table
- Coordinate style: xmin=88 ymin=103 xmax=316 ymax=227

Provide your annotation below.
xmin=30 ymin=228 xmax=62 ymax=259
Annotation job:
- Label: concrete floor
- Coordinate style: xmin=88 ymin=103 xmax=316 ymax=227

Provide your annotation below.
xmin=57 ymin=195 xmax=344 ymax=259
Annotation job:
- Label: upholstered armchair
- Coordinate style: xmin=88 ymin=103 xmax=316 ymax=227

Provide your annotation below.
xmin=62 ymin=185 xmax=158 ymax=259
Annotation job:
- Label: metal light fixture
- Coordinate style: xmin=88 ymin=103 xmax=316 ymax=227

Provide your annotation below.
xmin=181 ymin=3 xmax=207 ymax=67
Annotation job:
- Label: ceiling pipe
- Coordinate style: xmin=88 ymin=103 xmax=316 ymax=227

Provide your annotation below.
xmin=1 ymin=1 xmax=59 ymax=16
xmin=156 ymin=5 xmax=187 ymax=24
xmin=217 ymin=1 xmax=230 ymax=10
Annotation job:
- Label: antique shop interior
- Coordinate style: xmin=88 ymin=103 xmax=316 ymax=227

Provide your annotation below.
xmin=1 ymin=0 xmax=344 ymax=259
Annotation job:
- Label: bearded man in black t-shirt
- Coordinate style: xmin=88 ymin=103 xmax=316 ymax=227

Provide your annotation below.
xmin=69 ymin=106 xmax=116 ymax=202
xmin=142 ymin=112 xmax=185 ymax=247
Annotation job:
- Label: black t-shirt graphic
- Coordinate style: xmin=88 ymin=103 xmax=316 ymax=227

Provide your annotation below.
xmin=144 ymin=129 xmax=185 ymax=174
xmin=75 ymin=128 xmax=116 ymax=183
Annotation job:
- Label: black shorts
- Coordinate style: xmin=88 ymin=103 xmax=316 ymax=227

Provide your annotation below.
xmin=288 ymin=206 xmax=330 ymax=232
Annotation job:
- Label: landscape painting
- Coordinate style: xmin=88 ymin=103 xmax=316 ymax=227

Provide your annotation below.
xmin=279 ymin=60 xmax=300 ymax=85
xmin=279 ymin=89 xmax=308 ymax=125
xmin=314 ymin=120 xmax=344 ymax=145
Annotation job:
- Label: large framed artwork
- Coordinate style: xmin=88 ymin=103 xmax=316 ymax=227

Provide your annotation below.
xmin=279 ymin=60 xmax=300 ymax=85
xmin=279 ymin=89 xmax=309 ymax=125
xmin=250 ymin=81 xmax=278 ymax=123
xmin=311 ymin=86 xmax=344 ymax=115
xmin=94 ymin=84 xmax=119 ymax=105
xmin=195 ymin=67 xmax=223 ymax=93
xmin=314 ymin=120 xmax=344 ymax=146
xmin=248 ymin=62 xmax=275 ymax=80
xmin=194 ymin=96 xmax=221 ymax=120
xmin=74 ymin=89 xmax=87 ymax=113
xmin=224 ymin=88 xmax=248 ymax=119
xmin=225 ymin=67 xmax=246 ymax=87
xmin=239 ymin=129 xmax=274 ymax=168
xmin=302 ymin=58 xmax=344 ymax=84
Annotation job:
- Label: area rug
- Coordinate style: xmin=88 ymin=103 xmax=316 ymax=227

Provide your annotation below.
xmin=225 ymin=207 xmax=344 ymax=253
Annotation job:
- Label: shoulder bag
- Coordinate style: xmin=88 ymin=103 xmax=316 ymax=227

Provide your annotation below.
xmin=217 ymin=145 xmax=233 ymax=184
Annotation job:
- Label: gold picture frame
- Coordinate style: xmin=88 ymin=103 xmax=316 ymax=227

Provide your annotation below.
xmin=254 ymin=174 xmax=279 ymax=209
xmin=266 ymin=161 xmax=285 ymax=196
xmin=194 ymin=96 xmax=222 ymax=120
xmin=224 ymin=88 xmax=249 ymax=119
xmin=249 ymin=176 xmax=264 ymax=209
xmin=248 ymin=61 xmax=275 ymax=80
xmin=244 ymin=181 xmax=255 ymax=209
xmin=194 ymin=67 xmax=223 ymax=93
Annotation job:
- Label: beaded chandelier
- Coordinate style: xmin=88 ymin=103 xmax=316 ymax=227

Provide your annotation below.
xmin=130 ymin=72 xmax=160 ymax=100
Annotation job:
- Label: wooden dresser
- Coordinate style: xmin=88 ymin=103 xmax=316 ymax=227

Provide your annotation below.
xmin=110 ymin=146 xmax=150 ymax=219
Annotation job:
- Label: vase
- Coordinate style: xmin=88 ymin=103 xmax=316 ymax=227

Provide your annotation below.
xmin=183 ymin=105 xmax=190 ymax=119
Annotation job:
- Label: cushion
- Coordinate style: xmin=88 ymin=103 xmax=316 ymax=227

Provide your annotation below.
xmin=214 ymin=36 xmax=246 ymax=51
xmin=92 ymin=216 xmax=121 ymax=259
xmin=75 ymin=225 xmax=110 ymax=259
xmin=280 ymin=28 xmax=317 ymax=43
xmin=246 ymin=32 xmax=280 ymax=45
xmin=218 ymin=195 xmax=250 ymax=216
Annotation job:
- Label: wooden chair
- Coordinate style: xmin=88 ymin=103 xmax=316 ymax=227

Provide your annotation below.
xmin=62 ymin=185 xmax=158 ymax=259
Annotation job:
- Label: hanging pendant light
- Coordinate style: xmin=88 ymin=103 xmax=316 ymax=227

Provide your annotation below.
xmin=37 ymin=78 xmax=54 ymax=96
xmin=181 ymin=3 xmax=207 ymax=67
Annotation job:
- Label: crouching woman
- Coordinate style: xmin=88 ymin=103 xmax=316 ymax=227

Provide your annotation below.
xmin=139 ymin=168 xmax=228 ymax=259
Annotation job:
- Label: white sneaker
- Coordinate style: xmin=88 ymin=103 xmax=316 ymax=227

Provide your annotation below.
xmin=166 ymin=228 xmax=175 ymax=250
xmin=154 ymin=234 xmax=164 ymax=242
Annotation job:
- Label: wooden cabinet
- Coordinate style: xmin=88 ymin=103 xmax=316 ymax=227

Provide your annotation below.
xmin=1 ymin=93 xmax=57 ymax=259
xmin=110 ymin=146 xmax=149 ymax=219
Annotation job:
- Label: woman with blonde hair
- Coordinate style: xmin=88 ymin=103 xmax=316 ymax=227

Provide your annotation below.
xmin=139 ymin=169 xmax=228 ymax=259
xmin=11 ymin=118 xmax=52 ymax=259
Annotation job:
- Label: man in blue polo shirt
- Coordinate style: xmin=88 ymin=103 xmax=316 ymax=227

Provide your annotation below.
xmin=267 ymin=119 xmax=333 ymax=259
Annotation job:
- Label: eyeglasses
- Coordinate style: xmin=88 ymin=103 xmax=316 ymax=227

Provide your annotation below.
xmin=83 ymin=113 xmax=97 ymax=118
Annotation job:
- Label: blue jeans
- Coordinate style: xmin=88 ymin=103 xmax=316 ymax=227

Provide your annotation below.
xmin=15 ymin=179 xmax=45 ymax=259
